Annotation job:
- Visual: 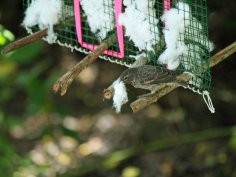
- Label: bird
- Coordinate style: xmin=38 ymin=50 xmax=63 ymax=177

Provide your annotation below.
xmin=119 ymin=65 xmax=188 ymax=98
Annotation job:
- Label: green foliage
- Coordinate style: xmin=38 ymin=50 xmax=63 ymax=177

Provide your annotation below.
xmin=0 ymin=25 xmax=73 ymax=176
xmin=1 ymin=0 xmax=236 ymax=175
xmin=4 ymin=42 xmax=44 ymax=64
xmin=229 ymin=128 xmax=236 ymax=151
xmin=0 ymin=136 xmax=18 ymax=176
xmin=0 ymin=25 xmax=15 ymax=47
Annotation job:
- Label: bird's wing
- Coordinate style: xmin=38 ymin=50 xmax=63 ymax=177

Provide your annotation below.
xmin=137 ymin=66 xmax=176 ymax=85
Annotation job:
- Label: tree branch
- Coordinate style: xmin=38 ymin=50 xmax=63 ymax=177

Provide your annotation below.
xmin=131 ymin=41 xmax=236 ymax=113
xmin=1 ymin=17 xmax=75 ymax=55
xmin=53 ymin=34 xmax=117 ymax=95
xmin=1 ymin=29 xmax=48 ymax=55
xmin=210 ymin=41 xmax=236 ymax=67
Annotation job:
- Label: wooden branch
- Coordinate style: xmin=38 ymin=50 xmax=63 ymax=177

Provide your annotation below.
xmin=131 ymin=84 xmax=179 ymax=112
xmin=103 ymin=84 xmax=115 ymax=100
xmin=53 ymin=34 xmax=117 ymax=96
xmin=1 ymin=29 xmax=48 ymax=55
xmin=210 ymin=41 xmax=236 ymax=67
xmin=1 ymin=16 xmax=75 ymax=55
xmin=131 ymin=41 xmax=236 ymax=112
xmin=131 ymin=73 xmax=193 ymax=112
xmin=103 ymin=37 xmax=163 ymax=102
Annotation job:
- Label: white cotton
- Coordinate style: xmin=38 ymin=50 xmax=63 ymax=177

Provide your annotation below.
xmin=123 ymin=0 xmax=132 ymax=6
xmin=158 ymin=2 xmax=191 ymax=70
xmin=136 ymin=0 xmax=156 ymax=14
xmin=80 ymin=0 xmax=115 ymax=39
xmin=176 ymin=2 xmax=191 ymax=20
xmin=162 ymin=9 xmax=184 ymax=33
xmin=119 ymin=0 xmax=159 ymax=51
xmin=112 ymin=79 xmax=128 ymax=113
xmin=162 ymin=2 xmax=191 ymax=31
xmin=209 ymin=41 xmax=215 ymax=52
xmin=158 ymin=42 xmax=188 ymax=70
xmin=158 ymin=48 xmax=181 ymax=70
xmin=182 ymin=44 xmax=201 ymax=70
xmin=185 ymin=17 xmax=214 ymax=52
xmin=22 ymin=0 xmax=62 ymax=43
xmin=23 ymin=1 xmax=39 ymax=27
xmin=182 ymin=43 xmax=212 ymax=73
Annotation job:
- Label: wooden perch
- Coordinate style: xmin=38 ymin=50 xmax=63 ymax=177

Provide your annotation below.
xmin=103 ymin=84 xmax=115 ymax=100
xmin=53 ymin=34 xmax=117 ymax=96
xmin=131 ymin=41 xmax=236 ymax=113
xmin=1 ymin=16 xmax=75 ymax=55
xmin=210 ymin=41 xmax=236 ymax=67
xmin=102 ymin=38 xmax=164 ymax=102
xmin=1 ymin=29 xmax=48 ymax=55
xmin=1 ymin=22 xmax=116 ymax=96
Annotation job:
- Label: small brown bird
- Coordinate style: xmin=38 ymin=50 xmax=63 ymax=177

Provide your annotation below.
xmin=119 ymin=65 xmax=187 ymax=97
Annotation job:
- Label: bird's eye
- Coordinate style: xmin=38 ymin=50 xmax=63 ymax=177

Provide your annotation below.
xmin=123 ymin=75 xmax=128 ymax=81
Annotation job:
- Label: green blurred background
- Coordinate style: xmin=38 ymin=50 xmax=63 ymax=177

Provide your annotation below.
xmin=0 ymin=0 xmax=236 ymax=177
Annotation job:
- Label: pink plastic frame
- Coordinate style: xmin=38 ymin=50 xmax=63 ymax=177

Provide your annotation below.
xmin=74 ymin=0 xmax=124 ymax=58
xmin=74 ymin=0 xmax=171 ymax=59
xmin=164 ymin=0 xmax=171 ymax=12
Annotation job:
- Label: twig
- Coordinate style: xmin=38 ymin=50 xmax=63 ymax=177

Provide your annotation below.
xmin=131 ymin=84 xmax=178 ymax=112
xmin=131 ymin=41 xmax=236 ymax=112
xmin=131 ymin=73 xmax=192 ymax=113
xmin=1 ymin=16 xmax=75 ymax=55
xmin=1 ymin=29 xmax=48 ymax=55
xmin=102 ymin=37 xmax=164 ymax=102
xmin=103 ymin=85 xmax=115 ymax=100
xmin=53 ymin=34 xmax=117 ymax=96
xmin=210 ymin=41 xmax=236 ymax=67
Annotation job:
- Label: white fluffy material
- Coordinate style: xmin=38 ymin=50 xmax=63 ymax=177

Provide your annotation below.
xmin=158 ymin=2 xmax=214 ymax=70
xmin=80 ymin=0 xmax=115 ymax=39
xmin=185 ymin=17 xmax=214 ymax=52
xmin=158 ymin=2 xmax=190 ymax=70
xmin=182 ymin=44 xmax=200 ymax=70
xmin=119 ymin=0 xmax=159 ymax=51
xmin=159 ymin=43 xmax=188 ymax=70
xmin=112 ymin=78 xmax=128 ymax=113
xmin=22 ymin=0 xmax=62 ymax=43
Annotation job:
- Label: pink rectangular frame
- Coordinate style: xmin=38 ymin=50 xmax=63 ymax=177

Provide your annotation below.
xmin=74 ymin=0 xmax=125 ymax=58
xmin=164 ymin=0 xmax=171 ymax=11
xmin=74 ymin=0 xmax=170 ymax=59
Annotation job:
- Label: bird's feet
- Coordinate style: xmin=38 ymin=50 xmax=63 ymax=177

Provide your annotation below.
xmin=137 ymin=92 xmax=155 ymax=99
xmin=176 ymin=80 xmax=189 ymax=88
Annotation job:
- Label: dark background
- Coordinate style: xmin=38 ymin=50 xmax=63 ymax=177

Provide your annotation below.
xmin=0 ymin=0 xmax=236 ymax=177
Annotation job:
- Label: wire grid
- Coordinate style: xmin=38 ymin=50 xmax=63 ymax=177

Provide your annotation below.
xmin=22 ymin=0 xmax=211 ymax=92
xmin=22 ymin=0 xmax=165 ymax=66
xmin=118 ymin=0 xmax=166 ymax=65
xmin=77 ymin=0 xmax=165 ymax=65
xmin=78 ymin=0 xmax=120 ymax=57
xmin=169 ymin=0 xmax=211 ymax=92
xmin=147 ymin=0 xmax=166 ymax=65
xmin=23 ymin=0 xmax=80 ymax=48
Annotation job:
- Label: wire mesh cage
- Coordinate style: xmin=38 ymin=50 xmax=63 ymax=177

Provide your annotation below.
xmin=160 ymin=0 xmax=212 ymax=93
xmin=22 ymin=0 xmax=212 ymax=95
